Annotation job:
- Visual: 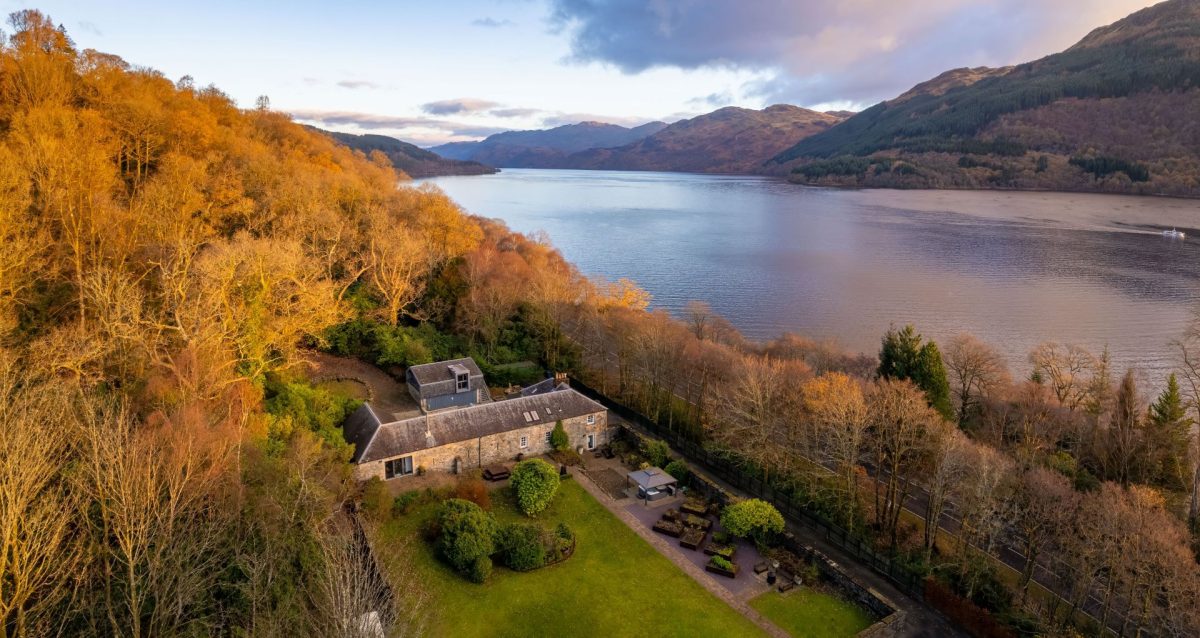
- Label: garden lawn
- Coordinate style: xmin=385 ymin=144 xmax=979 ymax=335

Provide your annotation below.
xmin=379 ymin=480 xmax=767 ymax=638
xmin=749 ymin=589 xmax=874 ymax=638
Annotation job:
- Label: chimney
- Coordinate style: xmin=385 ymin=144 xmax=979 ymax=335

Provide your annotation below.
xmin=555 ymin=371 xmax=569 ymax=386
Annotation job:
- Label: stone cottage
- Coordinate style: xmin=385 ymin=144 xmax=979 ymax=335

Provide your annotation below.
xmin=344 ymin=358 xmax=611 ymax=481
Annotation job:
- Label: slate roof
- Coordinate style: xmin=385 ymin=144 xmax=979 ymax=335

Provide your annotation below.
xmin=407 ymin=357 xmax=483 ymax=386
xmin=350 ymin=386 xmax=605 ymax=463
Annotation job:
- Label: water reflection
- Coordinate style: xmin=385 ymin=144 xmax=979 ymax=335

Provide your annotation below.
xmin=427 ymin=169 xmax=1200 ymax=382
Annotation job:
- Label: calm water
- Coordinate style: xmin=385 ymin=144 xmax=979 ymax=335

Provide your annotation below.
xmin=427 ymin=169 xmax=1200 ymax=382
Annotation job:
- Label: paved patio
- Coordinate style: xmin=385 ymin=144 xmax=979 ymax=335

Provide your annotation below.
xmin=623 ymin=495 xmax=771 ymax=600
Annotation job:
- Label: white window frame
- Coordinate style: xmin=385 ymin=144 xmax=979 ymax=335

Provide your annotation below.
xmin=586 ymin=433 xmax=596 ymax=450
xmin=519 ymin=435 xmax=528 ymax=449
xmin=384 ymin=455 xmax=414 ymax=479
xmin=456 ymin=372 xmax=469 ymax=392
xmin=586 ymin=414 xmax=596 ymax=425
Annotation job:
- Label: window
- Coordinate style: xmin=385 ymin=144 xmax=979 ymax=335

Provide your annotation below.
xmin=586 ymin=414 xmax=596 ymax=425
xmin=519 ymin=436 xmax=528 ymax=449
xmin=587 ymin=434 xmax=596 ymax=450
xmin=384 ymin=456 xmax=414 ymax=479
xmin=545 ymin=431 xmax=553 ymax=445
xmin=523 ymin=412 xmax=532 ymax=423
xmin=456 ymin=372 xmax=469 ymax=392
xmin=531 ymin=410 xmax=539 ymax=420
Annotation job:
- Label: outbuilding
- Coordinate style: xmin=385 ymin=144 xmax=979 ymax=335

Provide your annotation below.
xmin=627 ymin=467 xmax=677 ymax=500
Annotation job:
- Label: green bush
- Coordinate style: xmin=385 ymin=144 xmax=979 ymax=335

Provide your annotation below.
xmin=263 ymin=377 xmax=360 ymax=456
xmin=497 ymin=523 xmax=547 ymax=571
xmin=643 ymin=440 xmax=670 ymax=468
xmin=710 ymin=555 xmax=733 ymax=571
xmin=467 ymin=555 xmax=493 ymax=584
xmin=721 ymin=499 xmax=785 ymax=547
xmin=360 ymin=478 xmax=391 ymax=522
xmin=437 ymin=499 xmax=499 ymax=577
xmin=664 ymin=459 xmax=690 ymax=483
xmin=511 ymin=459 xmax=560 ymax=516
xmin=391 ymin=491 xmax=424 ymax=515
xmin=555 ymin=522 xmax=574 ymax=543
xmin=550 ymin=420 xmax=569 ymax=451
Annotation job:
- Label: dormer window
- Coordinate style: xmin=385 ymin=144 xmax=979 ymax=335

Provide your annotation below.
xmin=456 ymin=371 xmax=469 ymax=392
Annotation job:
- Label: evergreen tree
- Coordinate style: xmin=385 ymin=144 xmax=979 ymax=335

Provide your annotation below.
xmin=1148 ymin=373 xmax=1193 ymax=489
xmin=878 ymin=325 xmax=954 ymax=420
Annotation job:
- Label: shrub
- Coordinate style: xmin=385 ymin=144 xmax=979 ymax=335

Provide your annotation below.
xmin=643 ymin=440 xmax=670 ymax=468
xmin=437 ymin=499 xmax=498 ymax=577
xmin=664 ymin=460 xmax=690 ymax=483
xmin=610 ymin=440 xmax=631 ymax=457
xmin=497 ymin=523 xmax=547 ymax=571
xmin=360 ymin=477 xmax=391 ymax=522
xmin=710 ymin=555 xmax=733 ymax=571
xmin=454 ymin=477 xmax=492 ymax=511
xmin=721 ymin=499 xmax=785 ymax=547
xmin=393 ymin=489 xmax=427 ymax=516
xmin=550 ymin=420 xmax=569 ymax=451
xmin=467 ymin=556 xmax=493 ymax=584
xmin=712 ymin=530 xmax=730 ymax=544
xmin=510 ymin=459 xmax=560 ymax=516
xmin=550 ymin=449 xmax=582 ymax=466
xmin=555 ymin=522 xmax=574 ymax=543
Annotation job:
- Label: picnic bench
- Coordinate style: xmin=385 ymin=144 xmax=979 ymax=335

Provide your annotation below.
xmin=483 ymin=464 xmax=511 ymax=481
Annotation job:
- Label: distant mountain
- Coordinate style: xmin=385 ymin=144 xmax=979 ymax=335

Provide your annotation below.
xmin=770 ymin=0 xmax=1200 ymax=197
xmin=563 ymin=105 xmax=845 ymax=174
xmin=315 ymin=129 xmax=497 ymax=178
xmin=431 ymin=121 xmax=668 ymax=168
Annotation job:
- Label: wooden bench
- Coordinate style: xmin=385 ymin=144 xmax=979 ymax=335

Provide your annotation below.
xmin=483 ymin=465 xmax=511 ymax=481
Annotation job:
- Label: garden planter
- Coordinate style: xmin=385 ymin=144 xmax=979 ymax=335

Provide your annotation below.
xmin=705 ymin=563 xmax=739 ymax=579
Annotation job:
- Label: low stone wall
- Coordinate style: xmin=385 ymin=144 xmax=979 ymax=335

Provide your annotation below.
xmin=779 ymin=532 xmax=905 ymax=635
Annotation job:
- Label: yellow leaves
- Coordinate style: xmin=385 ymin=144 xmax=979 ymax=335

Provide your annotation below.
xmin=598 ymin=277 xmax=652 ymax=311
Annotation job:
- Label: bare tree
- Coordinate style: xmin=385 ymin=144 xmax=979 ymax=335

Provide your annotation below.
xmin=944 ymin=333 xmax=1011 ymax=425
xmin=1029 ymin=342 xmax=1097 ymax=412
xmin=803 ymin=372 xmax=869 ymax=532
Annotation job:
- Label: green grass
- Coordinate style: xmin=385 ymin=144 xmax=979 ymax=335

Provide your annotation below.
xmin=314 ymin=379 xmax=371 ymax=401
xmin=379 ymin=480 xmax=767 ymax=638
xmin=749 ymin=589 xmax=875 ymax=638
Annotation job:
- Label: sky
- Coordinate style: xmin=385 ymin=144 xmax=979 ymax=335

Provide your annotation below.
xmin=5 ymin=0 xmax=1162 ymax=146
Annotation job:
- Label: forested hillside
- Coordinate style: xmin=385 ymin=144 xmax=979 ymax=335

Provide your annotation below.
xmin=0 ymin=10 xmax=605 ymax=636
xmin=431 ymin=120 xmax=667 ymax=168
xmin=563 ymin=105 xmax=844 ymax=174
xmin=771 ymin=0 xmax=1200 ymax=196
xmin=316 ymin=128 xmax=497 ymax=178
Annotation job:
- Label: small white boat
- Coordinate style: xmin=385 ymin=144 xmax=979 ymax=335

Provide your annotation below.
xmin=1163 ymin=228 xmax=1186 ymax=239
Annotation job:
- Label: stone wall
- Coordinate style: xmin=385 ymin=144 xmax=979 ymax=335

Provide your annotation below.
xmin=356 ymin=410 xmax=610 ymax=481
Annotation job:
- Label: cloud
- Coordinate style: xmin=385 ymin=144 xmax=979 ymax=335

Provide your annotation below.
xmin=77 ymin=20 xmax=102 ymax=36
xmin=490 ymin=107 xmax=543 ymax=118
xmin=421 ymin=98 xmax=502 ymax=115
xmin=539 ymin=112 xmax=658 ymax=128
xmin=548 ymin=0 xmax=1159 ymax=107
xmin=472 ymin=17 xmax=515 ymax=28
xmin=287 ymin=109 xmax=513 ymax=146
xmin=688 ymin=91 xmax=734 ymax=108
xmin=336 ymin=79 xmax=380 ymax=90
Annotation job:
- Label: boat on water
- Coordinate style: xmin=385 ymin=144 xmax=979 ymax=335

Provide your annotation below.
xmin=1163 ymin=228 xmax=1186 ymax=239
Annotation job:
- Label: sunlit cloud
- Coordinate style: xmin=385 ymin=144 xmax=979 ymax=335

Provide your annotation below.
xmin=548 ymin=0 xmax=1159 ymax=106
xmin=421 ymin=98 xmax=502 ymax=115
xmin=336 ymin=79 xmax=380 ymax=90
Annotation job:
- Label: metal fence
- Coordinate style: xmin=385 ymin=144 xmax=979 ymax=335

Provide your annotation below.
xmin=570 ymin=376 xmax=927 ymax=600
